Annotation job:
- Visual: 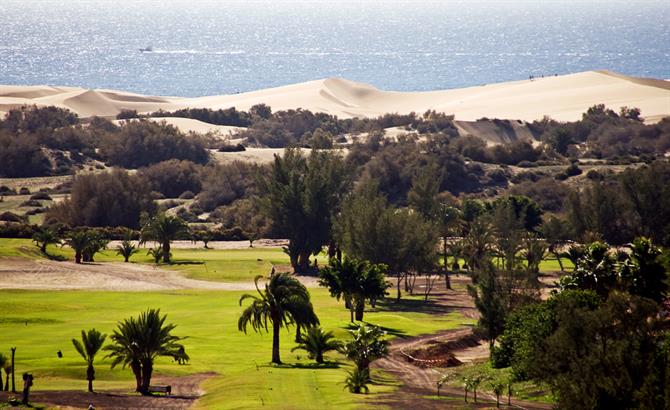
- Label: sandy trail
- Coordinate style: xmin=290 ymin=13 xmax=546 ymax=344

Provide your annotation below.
xmin=0 ymin=257 xmax=318 ymax=291
xmin=0 ymin=373 xmax=215 ymax=410
xmin=374 ymin=276 xmax=551 ymax=409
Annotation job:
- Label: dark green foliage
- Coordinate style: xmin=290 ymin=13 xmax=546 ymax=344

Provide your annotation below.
xmin=31 ymin=227 xmax=60 ymax=254
xmin=71 ymin=328 xmax=106 ymax=392
xmin=1 ymin=106 xmax=78 ymax=134
xmin=344 ymin=367 xmax=370 ymax=394
xmin=100 ymin=120 xmax=209 ymax=168
xmin=137 ymin=160 xmax=203 ymax=198
xmin=0 ymin=132 xmax=51 ymax=177
xmin=150 ymin=107 xmax=252 ymax=127
xmin=196 ymin=161 xmax=259 ymax=211
xmin=140 ymin=213 xmax=189 ymax=263
xmin=334 ymin=182 xmax=438 ymax=299
xmin=489 ymin=195 xmax=543 ymax=232
xmin=319 ymin=257 xmax=389 ymax=322
xmin=258 ymin=148 xmax=351 ymax=272
xmin=340 ymin=323 xmax=388 ymax=372
xmin=291 ymin=326 xmax=341 ymax=363
xmin=45 ymin=170 xmax=156 ymax=228
xmin=105 ymin=309 xmax=186 ymax=394
xmin=238 ymin=273 xmax=319 ymax=364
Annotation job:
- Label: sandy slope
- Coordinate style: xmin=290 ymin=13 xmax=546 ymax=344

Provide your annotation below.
xmin=1 ymin=70 xmax=668 ymax=123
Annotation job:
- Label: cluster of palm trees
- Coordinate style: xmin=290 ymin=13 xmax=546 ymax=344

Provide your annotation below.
xmin=238 ymin=271 xmax=389 ymax=394
xmin=69 ymin=309 xmax=187 ymax=395
xmin=30 ymin=212 xmax=191 ymax=265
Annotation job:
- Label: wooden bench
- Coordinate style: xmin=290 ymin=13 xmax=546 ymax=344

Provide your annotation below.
xmin=147 ymin=385 xmax=171 ymax=395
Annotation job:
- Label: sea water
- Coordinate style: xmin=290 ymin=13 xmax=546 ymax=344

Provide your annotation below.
xmin=0 ymin=0 xmax=668 ymax=96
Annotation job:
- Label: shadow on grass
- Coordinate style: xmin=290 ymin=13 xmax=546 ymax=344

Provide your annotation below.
xmin=259 ymin=361 xmax=343 ymax=370
xmin=342 ymin=322 xmax=407 ymax=338
xmin=169 ymin=260 xmax=205 ymax=266
xmin=375 ymin=297 xmax=451 ymax=315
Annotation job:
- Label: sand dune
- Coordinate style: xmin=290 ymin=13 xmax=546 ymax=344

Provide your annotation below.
xmin=1 ymin=70 xmax=668 ymax=123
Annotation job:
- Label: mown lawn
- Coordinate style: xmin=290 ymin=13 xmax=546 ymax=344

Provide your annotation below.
xmin=0 ymin=238 xmax=290 ymax=282
xmin=0 ymin=238 xmax=573 ymax=284
xmin=0 ymin=289 xmax=474 ymax=409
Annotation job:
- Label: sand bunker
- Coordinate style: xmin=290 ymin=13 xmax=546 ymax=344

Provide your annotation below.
xmin=0 ymin=257 xmax=317 ymax=291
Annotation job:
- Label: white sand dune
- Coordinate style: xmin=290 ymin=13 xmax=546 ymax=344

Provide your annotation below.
xmin=114 ymin=117 xmax=245 ymax=137
xmin=1 ymin=70 xmax=668 ymax=124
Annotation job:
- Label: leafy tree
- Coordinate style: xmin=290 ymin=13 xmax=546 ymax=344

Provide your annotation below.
xmin=147 ymin=247 xmax=164 ymax=264
xmin=340 ymin=323 xmax=389 ymax=372
xmin=407 ymin=162 xmax=440 ymax=219
xmin=319 ymin=257 xmax=389 ymax=322
xmin=63 ymin=229 xmax=96 ymax=264
xmin=558 ymin=241 xmax=617 ymax=297
xmin=344 ymin=367 xmax=370 ymax=394
xmin=461 ymin=217 xmax=496 ymax=273
xmin=32 ymin=227 xmax=60 ymax=254
xmin=619 ymin=237 xmax=670 ymax=303
xmin=45 ymin=170 xmax=156 ymax=228
xmin=291 ymin=326 xmax=341 ymax=364
xmin=434 ymin=203 xmax=462 ymax=289
xmin=141 ymin=213 xmax=189 ymax=263
xmin=468 ymin=262 xmax=507 ymax=350
xmin=334 ymin=182 xmax=437 ymax=300
xmin=238 ymin=273 xmax=318 ymax=364
xmin=105 ymin=309 xmax=186 ymax=395
xmin=71 ymin=328 xmax=107 ymax=392
xmin=258 ymin=148 xmax=351 ymax=272
xmin=540 ymin=216 xmax=572 ymax=271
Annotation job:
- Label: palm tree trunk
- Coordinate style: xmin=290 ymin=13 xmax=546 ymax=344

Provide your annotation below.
xmin=396 ymin=273 xmax=402 ymax=300
xmin=131 ymin=360 xmax=142 ymax=392
xmin=162 ymin=241 xmax=171 ymax=263
xmin=141 ymin=359 xmax=153 ymax=394
xmin=443 ymin=238 xmax=452 ymax=289
xmin=3 ymin=371 xmax=8 ymax=391
xmin=316 ymin=352 xmax=323 ymax=364
xmin=271 ymin=318 xmax=281 ymax=364
xmin=75 ymin=250 xmax=82 ymax=264
xmin=86 ymin=364 xmax=94 ymax=392
xmin=354 ymin=296 xmax=365 ymax=321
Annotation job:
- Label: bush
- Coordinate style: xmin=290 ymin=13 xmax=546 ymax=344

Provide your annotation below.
xmin=0 ymin=212 xmax=25 ymax=222
xmin=217 ymin=143 xmax=246 ymax=152
xmin=30 ymin=192 xmax=52 ymax=201
xmin=100 ymin=120 xmax=210 ymax=168
xmin=137 ymin=159 xmax=203 ymax=198
xmin=0 ymin=133 xmax=51 ymax=177
xmin=19 ymin=187 xmax=30 ymax=195
xmin=45 ymin=169 xmax=156 ymax=228
xmin=20 ymin=199 xmax=42 ymax=207
xmin=116 ymin=109 xmax=140 ymax=120
xmin=179 ymin=190 xmax=195 ymax=200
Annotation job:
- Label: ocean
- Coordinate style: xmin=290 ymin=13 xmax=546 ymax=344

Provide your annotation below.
xmin=1 ymin=0 xmax=668 ymax=97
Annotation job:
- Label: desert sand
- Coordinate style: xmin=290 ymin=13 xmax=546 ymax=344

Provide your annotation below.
xmin=1 ymin=70 xmax=668 ymax=123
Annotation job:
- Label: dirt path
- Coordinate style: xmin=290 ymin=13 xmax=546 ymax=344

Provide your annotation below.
xmin=0 ymin=372 xmax=215 ymax=409
xmin=374 ymin=276 xmax=552 ymax=409
xmin=0 ymin=257 xmax=318 ymax=291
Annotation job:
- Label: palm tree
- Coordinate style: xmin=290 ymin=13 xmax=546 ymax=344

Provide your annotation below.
xmin=146 ymin=247 xmax=164 ymax=264
xmin=116 ymin=240 xmax=138 ymax=262
xmin=462 ymin=217 xmax=496 ymax=277
xmin=344 ymin=367 xmax=370 ymax=394
xmin=291 ymin=326 xmax=341 ymax=364
xmin=63 ymin=229 xmax=92 ymax=264
xmin=32 ymin=227 xmax=60 ymax=254
xmin=105 ymin=309 xmax=186 ymax=395
xmin=72 ymin=328 xmax=107 ymax=392
xmin=141 ymin=213 xmax=189 ymax=263
xmin=238 ymin=273 xmax=318 ymax=364
xmin=340 ymin=323 xmax=388 ymax=372
xmin=319 ymin=257 xmax=388 ymax=322
xmin=2 ymin=356 xmax=11 ymax=391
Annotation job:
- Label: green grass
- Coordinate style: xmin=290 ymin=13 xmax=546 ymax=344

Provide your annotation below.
xmin=436 ymin=361 xmax=555 ymax=404
xmin=0 ymin=238 xmax=290 ymax=282
xmin=0 ymin=289 xmax=473 ymax=409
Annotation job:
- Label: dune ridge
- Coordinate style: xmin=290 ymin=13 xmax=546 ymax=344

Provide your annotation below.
xmin=0 ymin=70 xmax=668 ymax=123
